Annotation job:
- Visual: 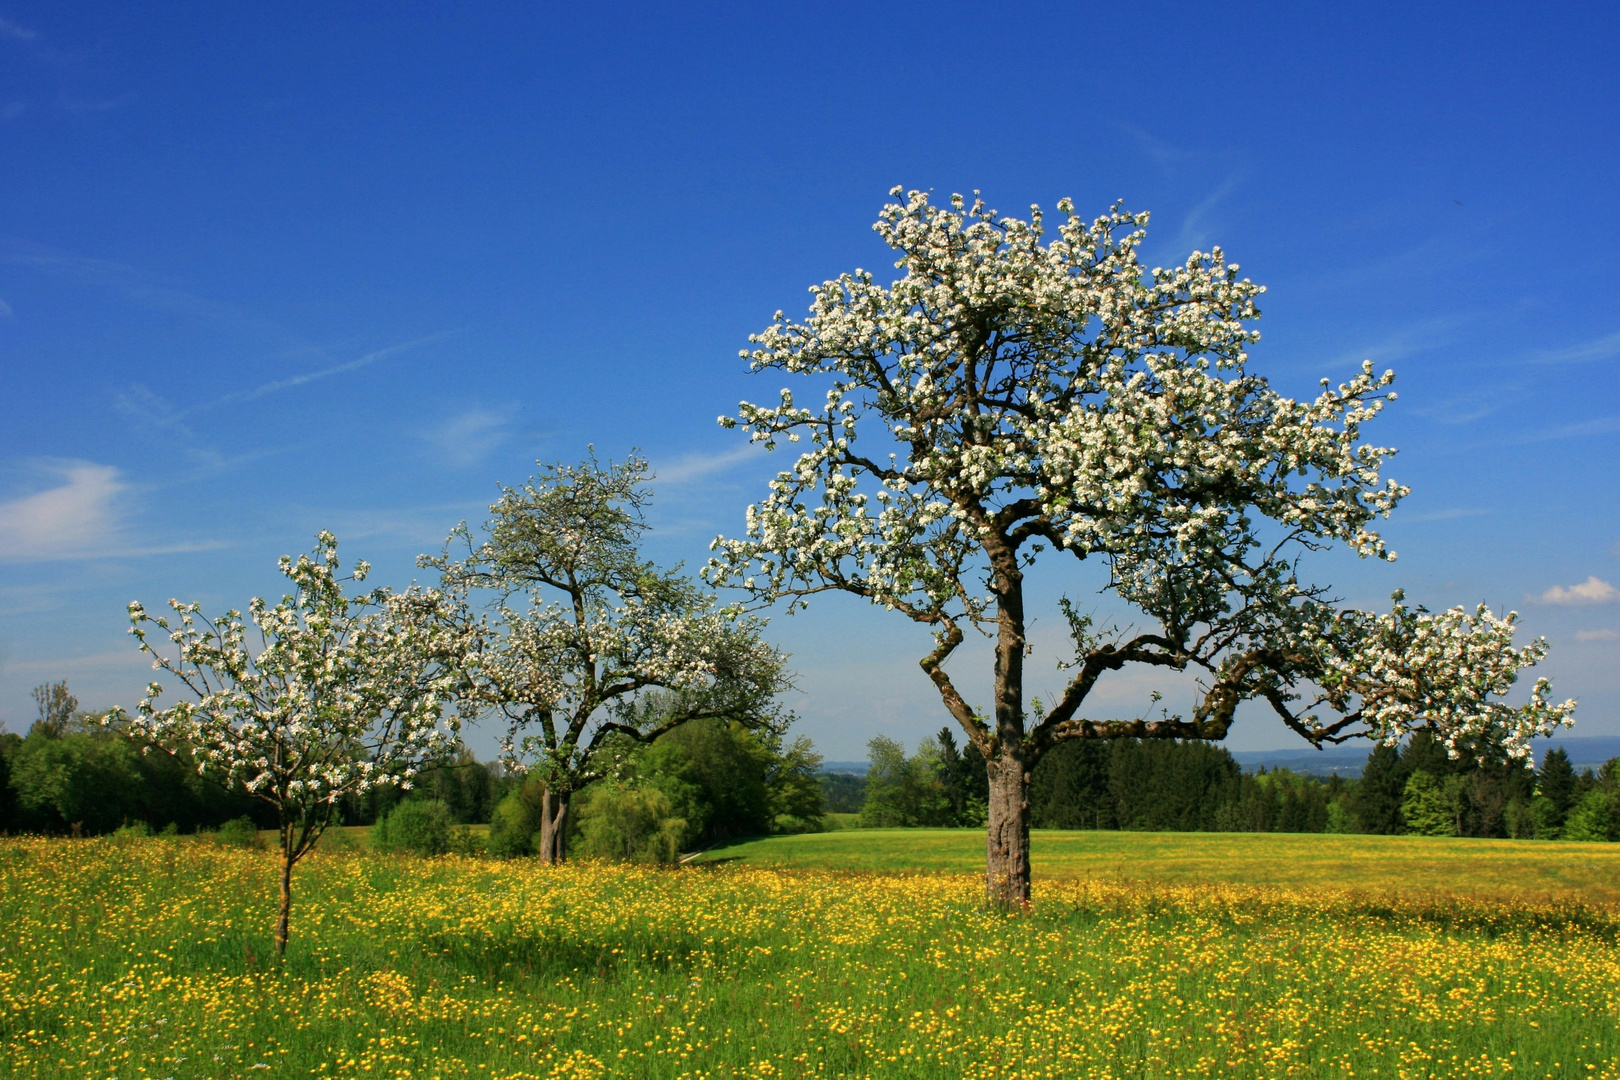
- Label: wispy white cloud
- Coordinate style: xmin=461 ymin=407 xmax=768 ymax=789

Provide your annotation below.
xmin=1514 ymin=416 xmax=1620 ymax=443
xmin=0 ymin=460 xmax=221 ymax=562
xmin=0 ymin=15 xmax=38 ymax=40
xmin=655 ymin=445 xmax=760 ymax=485
xmin=1536 ymin=576 xmax=1619 ymax=606
xmin=422 ymin=406 xmax=515 ymax=469
xmin=1529 ymin=329 xmax=1620 ymax=365
xmin=0 ymin=298 xmax=12 ymax=317
xmin=0 ymin=461 xmax=124 ymax=559
xmin=1173 ymin=175 xmax=1244 ymax=257
xmin=1575 ymin=628 xmax=1618 ymax=642
xmin=1399 ymin=508 xmax=1491 ymax=523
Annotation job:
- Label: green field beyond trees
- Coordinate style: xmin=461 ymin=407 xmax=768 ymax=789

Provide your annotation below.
xmin=695 ymin=828 xmax=1620 ymax=904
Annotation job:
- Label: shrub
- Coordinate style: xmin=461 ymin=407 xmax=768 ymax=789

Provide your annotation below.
xmin=487 ymin=783 xmax=544 ymax=858
xmin=371 ymin=799 xmax=454 ymax=856
xmin=110 ymin=821 xmax=152 ymax=842
xmin=216 ymin=816 xmax=265 ymax=849
xmin=1561 ymin=790 xmax=1620 ymax=843
xmin=575 ymin=783 xmax=685 ymax=865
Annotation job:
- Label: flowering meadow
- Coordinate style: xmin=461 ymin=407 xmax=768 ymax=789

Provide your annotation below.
xmin=3 ymin=836 xmax=1618 ymax=1080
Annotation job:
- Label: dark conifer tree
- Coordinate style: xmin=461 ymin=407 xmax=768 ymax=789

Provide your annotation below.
xmin=1354 ymin=743 xmax=1406 ymax=834
xmin=1538 ymin=748 xmax=1577 ymax=826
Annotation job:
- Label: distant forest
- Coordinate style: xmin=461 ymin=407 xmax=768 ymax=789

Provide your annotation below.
xmin=828 ymin=728 xmax=1620 ymax=842
xmin=4 ymin=680 xmax=1617 ymax=843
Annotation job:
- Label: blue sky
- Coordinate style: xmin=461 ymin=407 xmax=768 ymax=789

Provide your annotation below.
xmin=1 ymin=2 xmax=1616 ymax=760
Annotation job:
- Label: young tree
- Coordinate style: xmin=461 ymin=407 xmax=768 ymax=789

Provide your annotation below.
xmin=115 ymin=532 xmax=471 ymax=955
xmin=709 ymin=188 xmax=1576 ymax=904
xmin=30 ymin=681 xmax=79 ymax=737
xmin=425 ymin=454 xmax=794 ymax=864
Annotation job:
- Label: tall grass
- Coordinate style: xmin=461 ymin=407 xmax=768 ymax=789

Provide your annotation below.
xmin=2 ymin=835 xmax=1617 ymax=1078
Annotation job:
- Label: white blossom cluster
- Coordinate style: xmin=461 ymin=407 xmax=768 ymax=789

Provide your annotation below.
xmin=114 ymin=532 xmax=473 ymax=829
xmin=708 ymin=188 xmax=1573 ymax=760
xmin=427 ymin=455 xmax=792 ymax=792
xmin=1313 ymin=593 xmax=1576 ymax=761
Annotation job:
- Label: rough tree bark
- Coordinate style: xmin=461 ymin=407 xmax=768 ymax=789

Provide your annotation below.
xmin=537 ymin=786 xmax=571 ymax=864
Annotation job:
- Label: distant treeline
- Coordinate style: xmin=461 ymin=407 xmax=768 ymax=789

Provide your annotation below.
xmin=6 ymin=680 xmax=1617 ymax=845
xmin=0 ymin=682 xmax=819 ymax=854
xmin=822 ymin=730 xmax=1620 ymax=841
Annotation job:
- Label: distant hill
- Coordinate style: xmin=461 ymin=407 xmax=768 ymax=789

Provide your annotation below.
xmin=823 ymin=736 xmax=1620 ymax=781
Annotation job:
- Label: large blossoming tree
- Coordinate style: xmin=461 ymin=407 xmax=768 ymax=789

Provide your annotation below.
xmin=424 ymin=453 xmax=794 ymax=863
xmin=117 ymin=533 xmax=473 ymax=954
xmin=708 ymin=188 xmax=1576 ymax=905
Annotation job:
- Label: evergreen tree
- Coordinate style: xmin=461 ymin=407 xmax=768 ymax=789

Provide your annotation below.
xmin=1029 ymin=739 xmax=1113 ymax=829
xmin=935 ymin=728 xmax=989 ymax=826
xmin=1537 ymin=748 xmax=1577 ymax=832
xmin=1401 ymin=771 xmax=1453 ymax=836
xmin=1352 ymin=742 xmax=1406 ymax=834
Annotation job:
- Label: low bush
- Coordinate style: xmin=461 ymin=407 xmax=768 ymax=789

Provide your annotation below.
xmin=371 ymin=799 xmax=454 ymax=856
xmin=215 ymin=816 xmax=265 ymax=849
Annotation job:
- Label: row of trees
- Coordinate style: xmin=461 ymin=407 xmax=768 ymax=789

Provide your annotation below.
xmin=8 ymin=186 xmax=1589 ymax=941
xmin=0 ymin=682 xmax=515 ymax=836
xmin=3 ymin=682 xmax=828 ymax=849
xmin=828 ymin=732 xmax=1620 ymax=841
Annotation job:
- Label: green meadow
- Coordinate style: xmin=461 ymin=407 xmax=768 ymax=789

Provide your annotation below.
xmin=4 ymin=832 xmax=1619 ymax=1079
xmin=694 ymin=827 xmax=1620 ymax=903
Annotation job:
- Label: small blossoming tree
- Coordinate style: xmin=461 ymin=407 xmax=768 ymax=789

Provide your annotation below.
xmin=708 ymin=188 xmax=1576 ymax=906
xmin=116 ymin=532 xmax=472 ymax=954
xmin=424 ymin=453 xmax=793 ymax=863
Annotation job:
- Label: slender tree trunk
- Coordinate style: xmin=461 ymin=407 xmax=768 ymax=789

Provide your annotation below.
xmin=985 ymin=749 xmax=1032 ymax=907
xmin=537 ymin=786 xmax=571 ymax=864
xmin=275 ymin=826 xmax=294 ymax=957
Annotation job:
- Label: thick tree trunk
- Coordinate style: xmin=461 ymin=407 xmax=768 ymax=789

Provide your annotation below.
xmin=985 ymin=749 xmax=1032 ymax=907
xmin=274 ymin=836 xmax=294 ymax=957
xmin=984 ymin=539 xmax=1031 ymax=906
xmin=537 ymin=786 xmax=571 ymax=864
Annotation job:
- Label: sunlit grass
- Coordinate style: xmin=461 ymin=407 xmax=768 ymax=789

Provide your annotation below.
xmin=696 ymin=828 xmax=1620 ymax=904
xmin=2 ymin=835 xmax=1618 ymax=1079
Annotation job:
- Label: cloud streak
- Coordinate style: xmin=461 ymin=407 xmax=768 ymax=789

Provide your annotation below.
xmin=1529 ymin=329 xmax=1620 ymax=366
xmin=198 ymin=333 xmax=455 ymax=413
xmin=654 ymin=445 xmax=761 ymax=485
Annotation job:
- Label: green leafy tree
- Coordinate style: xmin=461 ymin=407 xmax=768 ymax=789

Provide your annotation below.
xmin=935 ymin=727 xmax=989 ymax=826
xmin=1536 ymin=748 xmax=1577 ymax=827
xmin=575 ymin=783 xmax=685 ymax=865
xmin=8 ymin=726 xmax=142 ymax=834
xmin=859 ymin=735 xmax=953 ymax=827
xmin=30 ymin=681 xmax=79 ymax=738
